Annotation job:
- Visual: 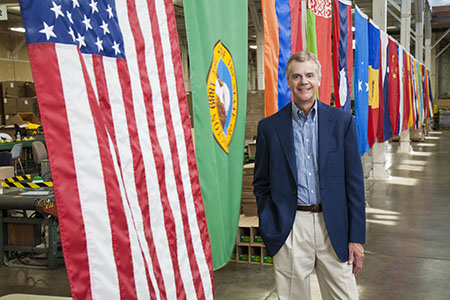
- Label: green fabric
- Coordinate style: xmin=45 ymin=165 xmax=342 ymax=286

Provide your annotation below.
xmin=184 ymin=0 xmax=248 ymax=270
xmin=306 ymin=9 xmax=318 ymax=98
xmin=306 ymin=9 xmax=318 ymax=56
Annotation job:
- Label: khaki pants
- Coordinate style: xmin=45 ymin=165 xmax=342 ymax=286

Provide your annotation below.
xmin=273 ymin=211 xmax=358 ymax=300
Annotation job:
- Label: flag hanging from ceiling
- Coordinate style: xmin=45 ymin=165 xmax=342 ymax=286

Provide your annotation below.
xmin=184 ymin=0 xmax=248 ymax=270
xmin=411 ymin=56 xmax=421 ymax=129
xmin=422 ymin=64 xmax=433 ymax=119
xmin=388 ymin=37 xmax=400 ymax=136
xmin=401 ymin=49 xmax=412 ymax=132
xmin=405 ymin=51 xmax=415 ymax=128
xmin=425 ymin=68 xmax=434 ymax=118
xmin=332 ymin=0 xmax=352 ymax=112
xmin=262 ymin=0 xmax=303 ymax=117
xmin=367 ymin=20 xmax=381 ymax=147
xmin=379 ymin=29 xmax=392 ymax=142
xmin=19 ymin=0 xmax=214 ymax=299
xmin=307 ymin=0 xmax=332 ymax=105
xmin=397 ymin=45 xmax=404 ymax=136
xmin=414 ymin=59 xmax=424 ymax=127
xmin=354 ymin=6 xmax=369 ymax=156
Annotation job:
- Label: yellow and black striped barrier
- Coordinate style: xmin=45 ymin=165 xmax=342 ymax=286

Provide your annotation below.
xmin=2 ymin=174 xmax=53 ymax=188
xmin=5 ymin=175 xmax=32 ymax=183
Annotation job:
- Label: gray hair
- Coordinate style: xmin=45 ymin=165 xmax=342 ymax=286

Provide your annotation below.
xmin=285 ymin=51 xmax=322 ymax=80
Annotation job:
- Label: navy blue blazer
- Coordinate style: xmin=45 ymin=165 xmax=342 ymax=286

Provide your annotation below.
xmin=253 ymin=101 xmax=365 ymax=262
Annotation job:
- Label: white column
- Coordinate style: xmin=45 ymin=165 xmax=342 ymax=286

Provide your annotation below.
xmin=302 ymin=0 xmax=307 ymax=50
xmin=415 ymin=0 xmax=424 ymax=62
xmin=409 ymin=0 xmax=426 ymax=139
xmin=398 ymin=0 xmax=412 ymax=153
xmin=256 ymin=30 xmax=264 ymax=90
xmin=424 ymin=7 xmax=432 ymax=134
xmin=369 ymin=0 xmax=389 ymax=179
xmin=431 ymin=33 xmax=438 ymax=101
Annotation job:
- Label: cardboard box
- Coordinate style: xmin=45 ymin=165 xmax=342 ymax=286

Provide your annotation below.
xmin=6 ymin=112 xmax=41 ymax=126
xmin=8 ymin=223 xmax=41 ymax=247
xmin=0 ymin=166 xmax=14 ymax=179
xmin=17 ymin=97 xmax=37 ymax=113
xmin=2 ymin=81 xmax=27 ymax=98
xmin=24 ymin=82 xmax=36 ymax=97
xmin=3 ymin=97 xmax=17 ymax=115
xmin=0 ymin=126 xmax=19 ymax=138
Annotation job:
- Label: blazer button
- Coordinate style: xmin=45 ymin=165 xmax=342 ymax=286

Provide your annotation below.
xmin=292 ymin=191 xmax=296 ymax=196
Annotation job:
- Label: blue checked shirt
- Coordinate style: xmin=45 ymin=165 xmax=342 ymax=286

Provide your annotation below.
xmin=291 ymin=100 xmax=321 ymax=205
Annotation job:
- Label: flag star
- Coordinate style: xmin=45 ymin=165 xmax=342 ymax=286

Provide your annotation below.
xmin=50 ymin=1 xmax=65 ymax=19
xmin=39 ymin=22 xmax=57 ymax=40
xmin=68 ymin=27 xmax=76 ymax=42
xmin=76 ymin=33 xmax=86 ymax=48
xmin=106 ymin=5 xmax=114 ymax=18
xmin=365 ymin=82 xmax=369 ymax=92
xmin=82 ymin=15 xmax=93 ymax=31
xmin=358 ymin=80 xmax=362 ymax=91
xmin=67 ymin=11 xmax=73 ymax=24
xmin=95 ymin=37 xmax=103 ymax=52
xmin=72 ymin=0 xmax=80 ymax=8
xmin=112 ymin=41 xmax=121 ymax=55
xmin=100 ymin=20 xmax=110 ymax=35
xmin=89 ymin=0 xmax=99 ymax=14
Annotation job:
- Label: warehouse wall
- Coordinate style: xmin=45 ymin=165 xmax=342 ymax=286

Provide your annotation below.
xmin=0 ymin=31 xmax=33 ymax=82
xmin=439 ymin=47 xmax=450 ymax=99
xmin=245 ymin=90 xmax=264 ymax=141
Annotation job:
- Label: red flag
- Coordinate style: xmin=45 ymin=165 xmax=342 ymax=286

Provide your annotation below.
xmin=402 ymin=50 xmax=411 ymax=131
xmin=290 ymin=0 xmax=303 ymax=53
xmin=332 ymin=0 xmax=352 ymax=112
xmin=388 ymin=37 xmax=400 ymax=136
xmin=20 ymin=0 xmax=214 ymax=299
xmin=307 ymin=0 xmax=332 ymax=105
xmin=367 ymin=21 xmax=381 ymax=147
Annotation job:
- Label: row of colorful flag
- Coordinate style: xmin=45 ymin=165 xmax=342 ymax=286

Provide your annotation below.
xmin=354 ymin=5 xmax=434 ymax=156
xmin=263 ymin=0 xmax=434 ymax=157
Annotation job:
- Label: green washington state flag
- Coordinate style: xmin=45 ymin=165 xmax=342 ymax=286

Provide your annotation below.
xmin=184 ymin=0 xmax=248 ymax=270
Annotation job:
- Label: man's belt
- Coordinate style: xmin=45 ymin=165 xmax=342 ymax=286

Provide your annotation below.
xmin=296 ymin=204 xmax=322 ymax=213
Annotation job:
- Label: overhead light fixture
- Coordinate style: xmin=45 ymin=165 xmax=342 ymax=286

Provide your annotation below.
xmin=249 ymin=45 xmax=257 ymax=49
xmin=10 ymin=27 xmax=25 ymax=33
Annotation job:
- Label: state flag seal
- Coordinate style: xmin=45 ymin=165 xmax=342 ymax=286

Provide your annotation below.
xmin=206 ymin=40 xmax=238 ymax=154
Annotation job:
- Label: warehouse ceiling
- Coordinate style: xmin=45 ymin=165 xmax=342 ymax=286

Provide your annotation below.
xmin=1 ymin=0 xmax=449 ymax=58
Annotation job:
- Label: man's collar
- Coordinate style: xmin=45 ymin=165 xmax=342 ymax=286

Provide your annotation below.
xmin=291 ymin=99 xmax=317 ymax=121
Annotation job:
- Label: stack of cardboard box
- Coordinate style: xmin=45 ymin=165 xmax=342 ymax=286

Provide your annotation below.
xmin=0 ymin=81 xmax=39 ymax=126
xmin=241 ymin=163 xmax=257 ymax=216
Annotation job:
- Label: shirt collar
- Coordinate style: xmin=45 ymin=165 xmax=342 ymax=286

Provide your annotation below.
xmin=291 ymin=100 xmax=317 ymax=122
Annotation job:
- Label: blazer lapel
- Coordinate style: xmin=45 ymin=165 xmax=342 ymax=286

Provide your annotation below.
xmin=273 ymin=104 xmax=297 ymax=182
xmin=318 ymin=101 xmax=335 ymax=175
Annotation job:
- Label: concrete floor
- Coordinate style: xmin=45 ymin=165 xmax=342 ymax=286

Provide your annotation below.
xmin=1 ymin=130 xmax=450 ymax=299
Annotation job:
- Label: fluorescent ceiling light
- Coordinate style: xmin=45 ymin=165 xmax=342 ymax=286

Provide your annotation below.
xmin=10 ymin=27 xmax=25 ymax=33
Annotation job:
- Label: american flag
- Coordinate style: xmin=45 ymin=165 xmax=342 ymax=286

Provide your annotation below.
xmin=19 ymin=0 xmax=214 ymax=299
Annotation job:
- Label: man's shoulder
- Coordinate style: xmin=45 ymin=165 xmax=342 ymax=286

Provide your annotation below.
xmin=318 ymin=101 xmax=353 ymax=122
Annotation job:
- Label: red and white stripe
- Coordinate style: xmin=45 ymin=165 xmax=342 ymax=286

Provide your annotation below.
xmin=28 ymin=0 xmax=214 ymax=299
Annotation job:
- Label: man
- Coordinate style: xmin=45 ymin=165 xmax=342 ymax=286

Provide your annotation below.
xmin=253 ymin=51 xmax=365 ymax=299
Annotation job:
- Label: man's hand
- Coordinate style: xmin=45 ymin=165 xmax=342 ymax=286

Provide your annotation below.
xmin=348 ymin=242 xmax=364 ymax=276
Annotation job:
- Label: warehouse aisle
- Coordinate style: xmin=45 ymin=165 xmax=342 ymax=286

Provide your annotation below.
xmin=214 ymin=129 xmax=450 ymax=300
xmin=1 ymin=130 xmax=450 ymax=300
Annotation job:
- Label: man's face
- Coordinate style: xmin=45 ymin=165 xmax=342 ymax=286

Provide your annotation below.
xmin=287 ymin=60 xmax=321 ymax=106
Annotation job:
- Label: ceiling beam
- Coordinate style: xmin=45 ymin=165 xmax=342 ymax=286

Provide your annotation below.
xmin=436 ymin=42 xmax=450 ymax=58
xmin=387 ymin=0 xmax=401 ymax=13
xmin=432 ymin=27 xmax=450 ymax=49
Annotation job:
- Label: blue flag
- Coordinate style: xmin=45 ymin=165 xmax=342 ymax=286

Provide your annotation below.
xmin=354 ymin=6 xmax=369 ymax=156
xmin=380 ymin=30 xmax=393 ymax=141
